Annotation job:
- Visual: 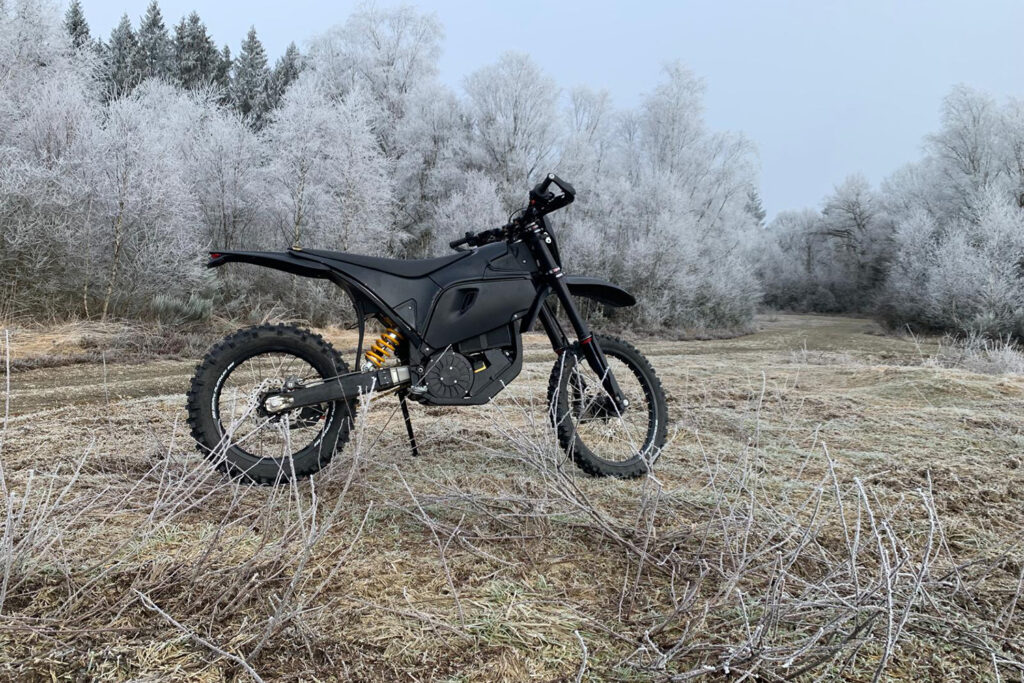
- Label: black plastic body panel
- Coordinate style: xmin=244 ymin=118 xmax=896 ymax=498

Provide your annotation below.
xmin=423 ymin=278 xmax=535 ymax=349
xmin=297 ymin=243 xmax=539 ymax=348
xmin=302 ymin=248 xmax=471 ymax=278
xmin=210 ymin=244 xmax=547 ymax=368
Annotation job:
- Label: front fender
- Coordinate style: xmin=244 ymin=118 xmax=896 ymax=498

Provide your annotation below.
xmin=564 ymin=276 xmax=636 ymax=308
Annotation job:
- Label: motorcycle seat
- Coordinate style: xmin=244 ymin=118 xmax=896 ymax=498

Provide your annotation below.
xmin=300 ymin=248 xmax=471 ymax=278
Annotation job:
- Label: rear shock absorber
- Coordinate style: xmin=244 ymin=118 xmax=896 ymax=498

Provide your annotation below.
xmin=365 ymin=326 xmax=403 ymax=368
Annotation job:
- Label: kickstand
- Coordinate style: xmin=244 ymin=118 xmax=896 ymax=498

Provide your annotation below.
xmin=398 ymin=389 xmax=419 ymax=457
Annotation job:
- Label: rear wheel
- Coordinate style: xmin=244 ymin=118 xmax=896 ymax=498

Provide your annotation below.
xmin=186 ymin=324 xmax=355 ymax=484
xmin=548 ymin=335 xmax=668 ymax=478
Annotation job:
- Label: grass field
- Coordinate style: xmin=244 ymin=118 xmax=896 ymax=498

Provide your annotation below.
xmin=1 ymin=314 xmax=1022 ymax=681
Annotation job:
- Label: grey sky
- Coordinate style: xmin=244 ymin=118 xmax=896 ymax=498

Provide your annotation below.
xmin=79 ymin=0 xmax=1024 ymax=220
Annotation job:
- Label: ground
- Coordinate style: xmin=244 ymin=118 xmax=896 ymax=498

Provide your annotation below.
xmin=0 ymin=314 xmax=1021 ymax=681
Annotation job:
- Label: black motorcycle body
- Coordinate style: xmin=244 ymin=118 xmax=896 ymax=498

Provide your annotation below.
xmin=190 ymin=174 xmax=667 ymax=482
xmin=207 ymin=183 xmax=633 ymax=407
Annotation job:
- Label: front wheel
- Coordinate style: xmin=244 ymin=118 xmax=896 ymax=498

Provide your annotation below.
xmin=547 ymin=335 xmax=668 ymax=478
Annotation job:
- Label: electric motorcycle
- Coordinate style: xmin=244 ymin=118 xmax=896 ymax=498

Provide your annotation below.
xmin=186 ymin=174 xmax=668 ymax=483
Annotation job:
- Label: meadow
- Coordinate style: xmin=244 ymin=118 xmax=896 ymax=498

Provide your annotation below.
xmin=1 ymin=314 xmax=1021 ymax=680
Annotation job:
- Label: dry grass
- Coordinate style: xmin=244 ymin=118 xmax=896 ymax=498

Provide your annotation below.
xmin=0 ymin=320 xmax=229 ymax=371
xmin=1 ymin=314 xmax=1022 ymax=680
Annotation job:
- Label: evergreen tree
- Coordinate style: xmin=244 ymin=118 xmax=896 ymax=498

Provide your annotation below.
xmin=137 ymin=1 xmax=171 ymax=80
xmin=215 ymin=45 xmax=233 ymax=92
xmin=172 ymin=11 xmax=219 ymax=89
xmin=745 ymin=188 xmax=768 ymax=228
xmin=105 ymin=14 xmax=143 ymax=97
xmin=231 ymin=27 xmax=271 ymax=127
xmin=269 ymin=41 xmax=302 ymax=109
xmin=64 ymin=0 xmax=91 ymax=50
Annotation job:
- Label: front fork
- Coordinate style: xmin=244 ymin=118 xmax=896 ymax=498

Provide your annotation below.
xmin=527 ymin=227 xmax=628 ymax=411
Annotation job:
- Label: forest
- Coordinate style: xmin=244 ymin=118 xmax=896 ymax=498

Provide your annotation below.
xmin=2 ymin=0 xmax=1024 ymax=340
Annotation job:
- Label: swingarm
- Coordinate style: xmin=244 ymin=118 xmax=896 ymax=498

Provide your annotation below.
xmin=263 ymin=366 xmax=411 ymax=414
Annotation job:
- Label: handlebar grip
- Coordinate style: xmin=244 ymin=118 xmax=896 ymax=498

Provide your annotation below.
xmin=532 ymin=175 xmax=555 ymax=198
xmin=449 ymin=231 xmax=474 ymax=249
xmin=551 ymin=174 xmax=575 ymax=198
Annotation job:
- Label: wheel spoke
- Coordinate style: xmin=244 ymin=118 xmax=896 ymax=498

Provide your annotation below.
xmin=561 ymin=351 xmax=655 ymax=465
xmin=216 ymin=352 xmax=333 ymax=460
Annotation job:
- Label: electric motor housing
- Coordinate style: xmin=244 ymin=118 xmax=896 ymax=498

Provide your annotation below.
xmin=423 ymin=349 xmax=474 ymax=400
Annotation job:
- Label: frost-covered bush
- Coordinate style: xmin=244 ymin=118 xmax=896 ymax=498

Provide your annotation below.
xmin=757 ymin=176 xmax=892 ymax=313
xmin=877 ymin=86 xmax=1024 ymax=337
xmin=880 ymin=194 xmax=1024 ymax=336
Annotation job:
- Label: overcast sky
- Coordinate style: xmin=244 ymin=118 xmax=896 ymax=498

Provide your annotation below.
xmin=79 ymin=0 xmax=1024 ymax=220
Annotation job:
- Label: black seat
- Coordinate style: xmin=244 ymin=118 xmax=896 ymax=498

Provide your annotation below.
xmin=300 ymin=248 xmax=470 ymax=278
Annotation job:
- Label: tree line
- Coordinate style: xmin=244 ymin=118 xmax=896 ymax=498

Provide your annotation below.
xmin=64 ymin=0 xmax=301 ymax=125
xmin=757 ymin=86 xmax=1024 ymax=339
xmin=7 ymin=1 xmax=1020 ymax=339
xmin=1 ymin=0 xmax=762 ymax=330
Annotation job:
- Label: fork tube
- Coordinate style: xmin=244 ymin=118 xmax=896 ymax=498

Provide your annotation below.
xmin=526 ymin=224 xmax=626 ymax=407
xmin=538 ymin=303 xmax=569 ymax=352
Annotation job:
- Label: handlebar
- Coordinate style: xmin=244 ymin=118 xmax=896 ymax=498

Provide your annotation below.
xmin=449 ymin=173 xmax=576 ymax=251
xmin=529 ymin=173 xmax=576 ymax=214
xmin=449 ymin=227 xmax=505 ymax=250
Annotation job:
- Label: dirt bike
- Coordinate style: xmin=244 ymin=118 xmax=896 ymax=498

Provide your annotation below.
xmin=186 ymin=174 xmax=668 ymax=483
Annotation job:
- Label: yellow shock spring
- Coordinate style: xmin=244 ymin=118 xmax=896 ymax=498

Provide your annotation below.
xmin=365 ymin=327 xmax=403 ymax=368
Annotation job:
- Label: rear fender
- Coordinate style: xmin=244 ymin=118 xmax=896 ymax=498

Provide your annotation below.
xmin=207 ymin=250 xmax=333 ymax=279
xmin=207 ymin=249 xmax=409 ymax=335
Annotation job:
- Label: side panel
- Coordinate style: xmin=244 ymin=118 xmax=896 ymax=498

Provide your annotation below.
xmin=423 ymin=278 xmax=536 ymax=349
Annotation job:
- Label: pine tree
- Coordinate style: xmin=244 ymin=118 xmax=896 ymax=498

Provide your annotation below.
xmin=216 ymin=45 xmax=232 ymax=92
xmin=137 ymin=1 xmax=171 ymax=80
xmin=746 ymin=188 xmax=768 ymax=228
xmin=269 ymin=42 xmax=302 ymax=109
xmin=172 ymin=11 xmax=219 ymax=89
xmin=231 ymin=27 xmax=271 ymax=127
xmin=105 ymin=14 xmax=143 ymax=97
xmin=64 ymin=0 xmax=91 ymax=50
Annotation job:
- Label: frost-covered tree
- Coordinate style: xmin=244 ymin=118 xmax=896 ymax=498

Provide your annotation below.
xmin=230 ymin=26 xmax=271 ymax=126
xmin=757 ymin=176 xmax=891 ymax=312
xmin=1 ymin=0 xmax=100 ymax=314
xmin=876 ymin=87 xmax=1024 ymax=335
xmin=465 ymin=52 xmax=560 ymax=204
xmin=85 ymin=81 xmax=206 ymax=320
xmin=172 ymin=11 xmax=220 ymax=90
xmin=187 ymin=102 xmax=264 ymax=250
xmin=63 ymin=0 xmax=90 ymax=49
xmin=305 ymin=5 xmax=453 ymax=254
xmin=263 ymin=76 xmax=394 ymax=253
xmin=137 ymin=1 xmax=171 ymax=80
xmin=307 ymin=5 xmax=443 ymax=151
xmin=559 ymin=63 xmax=761 ymax=329
xmin=745 ymin=189 xmax=767 ymax=228
xmin=216 ymin=44 xmax=232 ymax=92
xmin=882 ymin=192 xmax=1024 ymax=336
xmin=558 ymin=87 xmax=613 ymax=181
xmin=269 ymin=41 xmax=302 ymax=109
xmin=104 ymin=14 xmax=143 ymax=97
xmin=427 ymin=172 xmax=506 ymax=255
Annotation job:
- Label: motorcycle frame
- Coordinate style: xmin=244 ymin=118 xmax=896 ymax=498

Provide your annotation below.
xmin=209 ymin=186 xmax=630 ymax=413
